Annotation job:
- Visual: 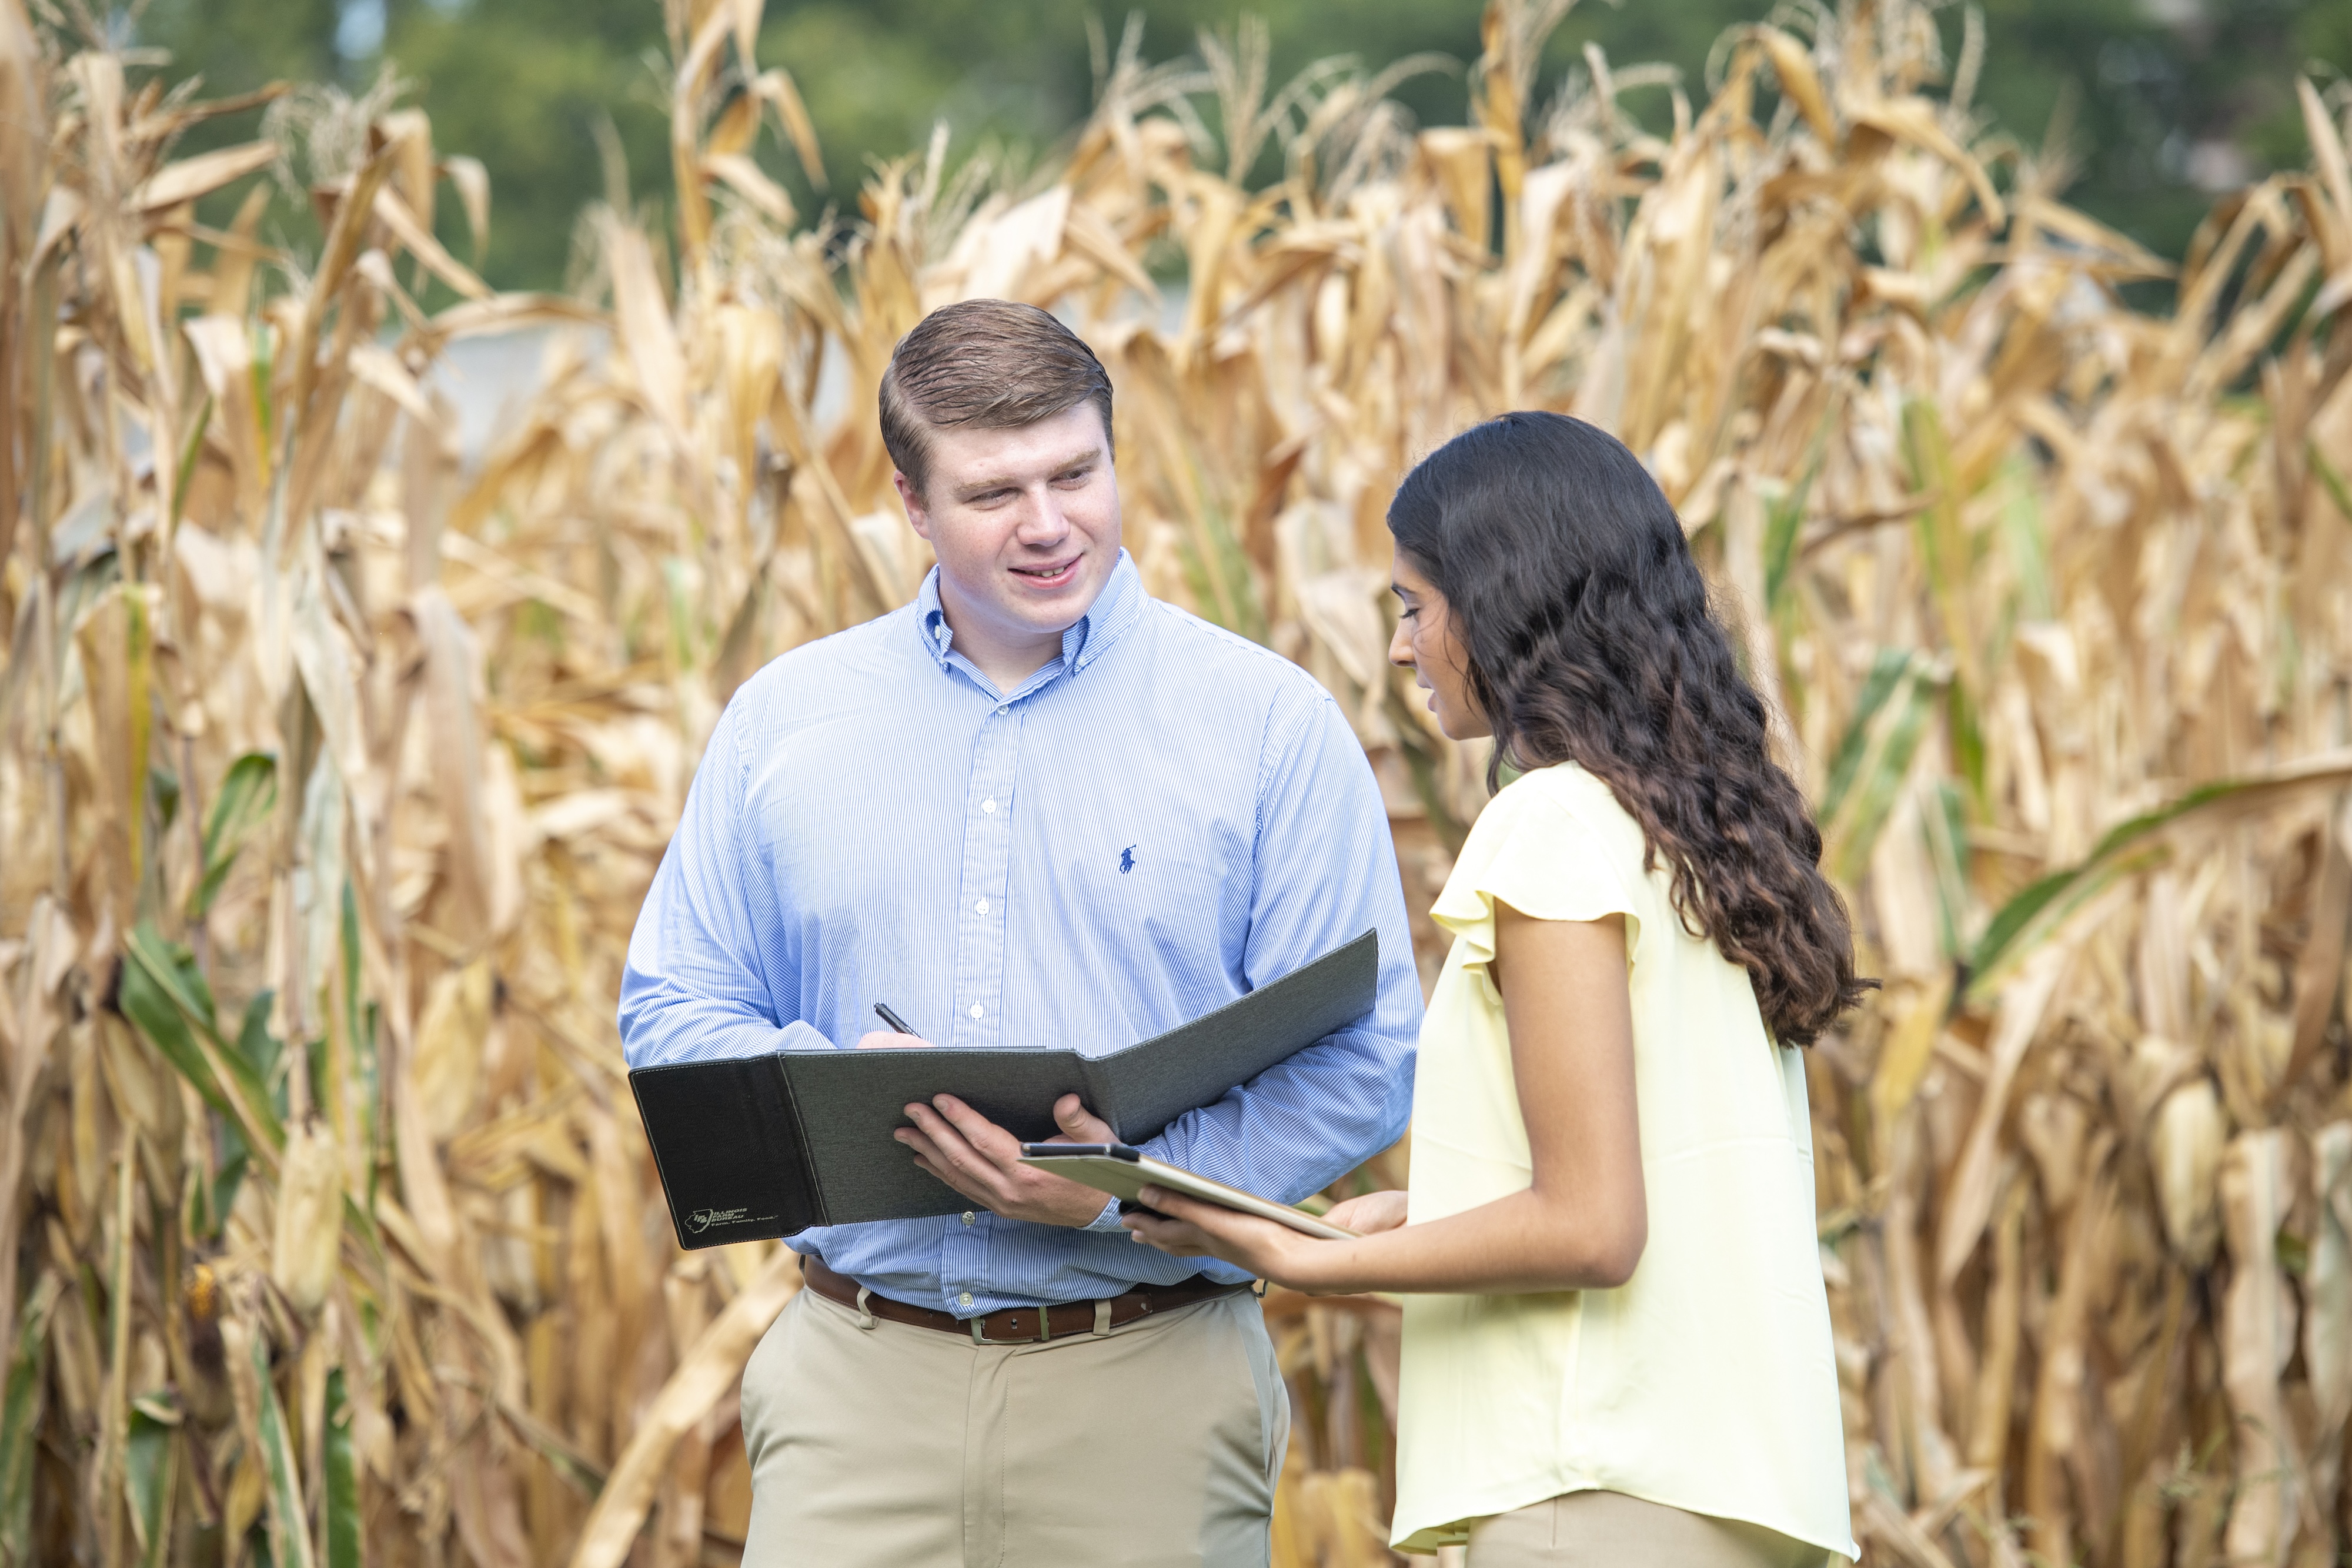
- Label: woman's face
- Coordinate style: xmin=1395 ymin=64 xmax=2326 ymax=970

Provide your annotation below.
xmin=1388 ymin=552 xmax=1490 ymax=741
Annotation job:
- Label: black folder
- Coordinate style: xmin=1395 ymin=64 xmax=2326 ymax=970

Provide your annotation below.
xmin=629 ymin=929 xmax=1378 ymax=1249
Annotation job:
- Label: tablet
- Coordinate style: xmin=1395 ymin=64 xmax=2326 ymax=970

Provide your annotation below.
xmin=1017 ymin=1143 xmax=1358 ymax=1241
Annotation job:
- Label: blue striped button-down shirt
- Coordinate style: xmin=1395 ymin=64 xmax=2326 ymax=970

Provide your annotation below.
xmin=619 ymin=552 xmax=1423 ymax=1314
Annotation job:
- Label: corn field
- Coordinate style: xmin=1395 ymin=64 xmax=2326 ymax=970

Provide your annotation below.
xmin=1 ymin=0 xmax=2348 ymax=1562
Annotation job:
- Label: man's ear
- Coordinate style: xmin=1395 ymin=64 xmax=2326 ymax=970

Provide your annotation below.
xmin=893 ymin=470 xmax=933 ymax=541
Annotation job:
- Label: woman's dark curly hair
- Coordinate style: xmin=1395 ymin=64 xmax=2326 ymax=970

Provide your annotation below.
xmin=1389 ymin=411 xmax=1868 ymax=1045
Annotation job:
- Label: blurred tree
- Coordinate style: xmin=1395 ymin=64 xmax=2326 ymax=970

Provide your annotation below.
xmin=137 ymin=0 xmax=343 ymax=95
xmin=375 ymin=0 xmax=670 ymax=289
xmin=1959 ymin=0 xmax=2328 ymax=270
xmin=127 ymin=0 xmax=2345 ymax=294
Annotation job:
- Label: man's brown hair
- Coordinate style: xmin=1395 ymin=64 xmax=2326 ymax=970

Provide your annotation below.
xmin=879 ymin=299 xmax=1114 ymax=497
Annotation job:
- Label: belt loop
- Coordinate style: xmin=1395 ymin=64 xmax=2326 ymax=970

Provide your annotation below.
xmin=1093 ymin=1299 xmax=1112 ymax=1337
xmin=1037 ymin=1304 xmax=1053 ymax=1343
xmin=853 ymin=1285 xmax=877 ymax=1331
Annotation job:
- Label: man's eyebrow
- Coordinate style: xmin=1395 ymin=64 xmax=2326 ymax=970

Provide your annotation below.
xmin=948 ymin=447 xmax=1103 ymax=497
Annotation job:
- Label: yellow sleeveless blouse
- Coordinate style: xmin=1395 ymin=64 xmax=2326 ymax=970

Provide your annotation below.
xmin=1389 ymin=764 xmax=1856 ymax=1558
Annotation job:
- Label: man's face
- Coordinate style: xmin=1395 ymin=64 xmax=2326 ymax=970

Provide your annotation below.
xmin=894 ymin=403 xmax=1122 ymax=661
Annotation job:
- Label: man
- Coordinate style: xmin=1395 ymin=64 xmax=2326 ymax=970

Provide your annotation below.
xmin=619 ymin=299 xmax=1422 ymax=1567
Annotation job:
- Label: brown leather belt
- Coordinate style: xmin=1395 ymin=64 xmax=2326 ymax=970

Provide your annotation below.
xmin=801 ymin=1256 xmax=1246 ymax=1345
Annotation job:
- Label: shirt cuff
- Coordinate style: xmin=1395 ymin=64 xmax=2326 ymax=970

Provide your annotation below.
xmin=1082 ymin=1196 xmax=1126 ymax=1232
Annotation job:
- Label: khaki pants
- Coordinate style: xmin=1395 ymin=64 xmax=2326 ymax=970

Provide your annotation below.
xmin=1468 ymin=1490 xmax=1832 ymax=1567
xmin=740 ymin=1285 xmax=1289 ymax=1567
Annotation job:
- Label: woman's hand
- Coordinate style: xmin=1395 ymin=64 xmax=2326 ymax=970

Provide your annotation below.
xmin=1123 ymin=1187 xmax=1407 ymax=1292
xmin=1130 ymin=908 xmax=1643 ymax=1299
xmin=1121 ymin=1188 xmax=1354 ymax=1292
xmin=1323 ymin=1189 xmax=1408 ymax=1235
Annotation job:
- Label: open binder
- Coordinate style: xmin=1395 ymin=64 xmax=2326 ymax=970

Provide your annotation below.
xmin=628 ymin=929 xmax=1378 ymax=1248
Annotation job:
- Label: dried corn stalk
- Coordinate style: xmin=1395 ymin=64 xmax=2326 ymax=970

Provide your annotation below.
xmin=2 ymin=0 xmax=2350 ymax=1564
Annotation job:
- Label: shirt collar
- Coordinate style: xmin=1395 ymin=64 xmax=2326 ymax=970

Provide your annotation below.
xmin=914 ymin=550 xmax=1144 ymax=688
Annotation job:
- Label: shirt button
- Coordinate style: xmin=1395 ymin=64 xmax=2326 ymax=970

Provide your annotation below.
xmin=982 ymin=798 xmax=996 ymax=813
xmin=996 ymin=706 xmax=1008 ymax=715
xmin=957 ymin=1291 xmax=974 ymax=1308
xmin=975 ymin=898 xmax=989 ymax=914
xmin=962 ymin=1212 xmax=975 ymax=1226
xmin=969 ymin=1003 xmax=984 ymax=1020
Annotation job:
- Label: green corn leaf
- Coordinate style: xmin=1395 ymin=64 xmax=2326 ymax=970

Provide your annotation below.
xmin=340 ymin=886 xmax=380 ymax=1212
xmin=125 ymin=1404 xmax=179 ymax=1568
xmin=1819 ymin=648 xmax=1917 ymax=824
xmin=124 ymin=920 xmax=218 ymax=1037
xmin=209 ymin=1133 xmax=250 ymax=1242
xmin=1903 ymin=397 xmax=1986 ymax=773
xmin=1925 ymin=778 xmax=1972 ymax=962
xmin=116 ymin=937 xmax=236 ymax=1125
xmin=1903 ymin=399 xmax=1969 ymax=641
xmin=250 ymin=319 xmax=275 ymax=455
xmin=207 ymin=1144 xmax=246 ymax=1239
xmin=1970 ymin=755 xmax=2352 ymax=994
xmin=238 ymin=989 xmax=283 ymax=1082
xmin=1997 ymin=458 xmax=2053 ymax=621
xmin=239 ymin=989 xmax=288 ymax=1123
xmin=1946 ymin=670 xmax=1987 ymax=810
xmin=196 ymin=994 xmax=281 ymax=1235
xmin=1177 ymin=497 xmax=1266 ymax=644
xmin=1770 ymin=413 xmax=1835 ymax=617
xmin=1762 ymin=440 xmax=1825 ymax=618
xmin=0 ymin=1275 xmax=62 ymax=1564
xmin=339 ymin=881 xmax=363 ymax=1056
xmin=149 ymin=764 xmax=181 ymax=834
xmin=122 ymin=922 xmax=283 ymax=1158
xmin=2311 ymin=439 xmax=2352 ymax=527
xmin=495 ymin=1397 xmax=607 ymax=1498
xmin=247 ymin=1326 xmax=317 ymax=1568
xmin=191 ymin=752 xmax=278 ymax=921
xmin=321 ymin=1371 xmax=359 ymax=1568
xmin=170 ymin=394 xmax=214 ymax=532
xmin=127 ymin=577 xmax=155 ymax=912
xmin=1826 ymin=668 xmax=1937 ymax=885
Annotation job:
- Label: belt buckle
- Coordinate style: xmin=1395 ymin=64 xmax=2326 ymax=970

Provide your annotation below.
xmin=970 ymin=1308 xmax=1049 ymax=1346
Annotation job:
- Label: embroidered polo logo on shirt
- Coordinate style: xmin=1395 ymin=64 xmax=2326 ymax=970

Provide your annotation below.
xmin=1120 ymin=845 xmax=1137 ymax=874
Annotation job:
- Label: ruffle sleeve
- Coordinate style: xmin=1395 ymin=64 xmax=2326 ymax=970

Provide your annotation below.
xmin=1429 ymin=773 xmax=1645 ymax=994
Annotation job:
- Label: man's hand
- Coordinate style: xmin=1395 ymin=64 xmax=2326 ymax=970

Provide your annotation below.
xmin=896 ymin=1093 xmax=1120 ymax=1227
xmin=857 ymin=1030 xmax=927 ymax=1048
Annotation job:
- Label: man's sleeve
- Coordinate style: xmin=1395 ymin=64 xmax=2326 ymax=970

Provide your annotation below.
xmin=1135 ymin=682 xmax=1422 ymax=1206
xmin=618 ymin=693 xmax=833 ymax=1068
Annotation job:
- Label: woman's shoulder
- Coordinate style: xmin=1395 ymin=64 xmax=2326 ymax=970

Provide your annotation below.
xmin=1487 ymin=761 xmax=1643 ymax=846
xmin=1517 ymin=760 xmax=1621 ymax=806
xmin=1449 ymin=766 xmax=1656 ymax=902
xmin=1431 ymin=765 xmax=1655 ymax=979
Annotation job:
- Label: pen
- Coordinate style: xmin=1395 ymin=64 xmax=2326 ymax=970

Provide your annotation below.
xmin=873 ymin=1001 xmax=919 ymax=1037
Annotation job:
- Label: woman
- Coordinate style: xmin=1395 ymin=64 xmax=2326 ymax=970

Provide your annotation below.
xmin=1127 ymin=412 xmax=1863 ymax=1565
